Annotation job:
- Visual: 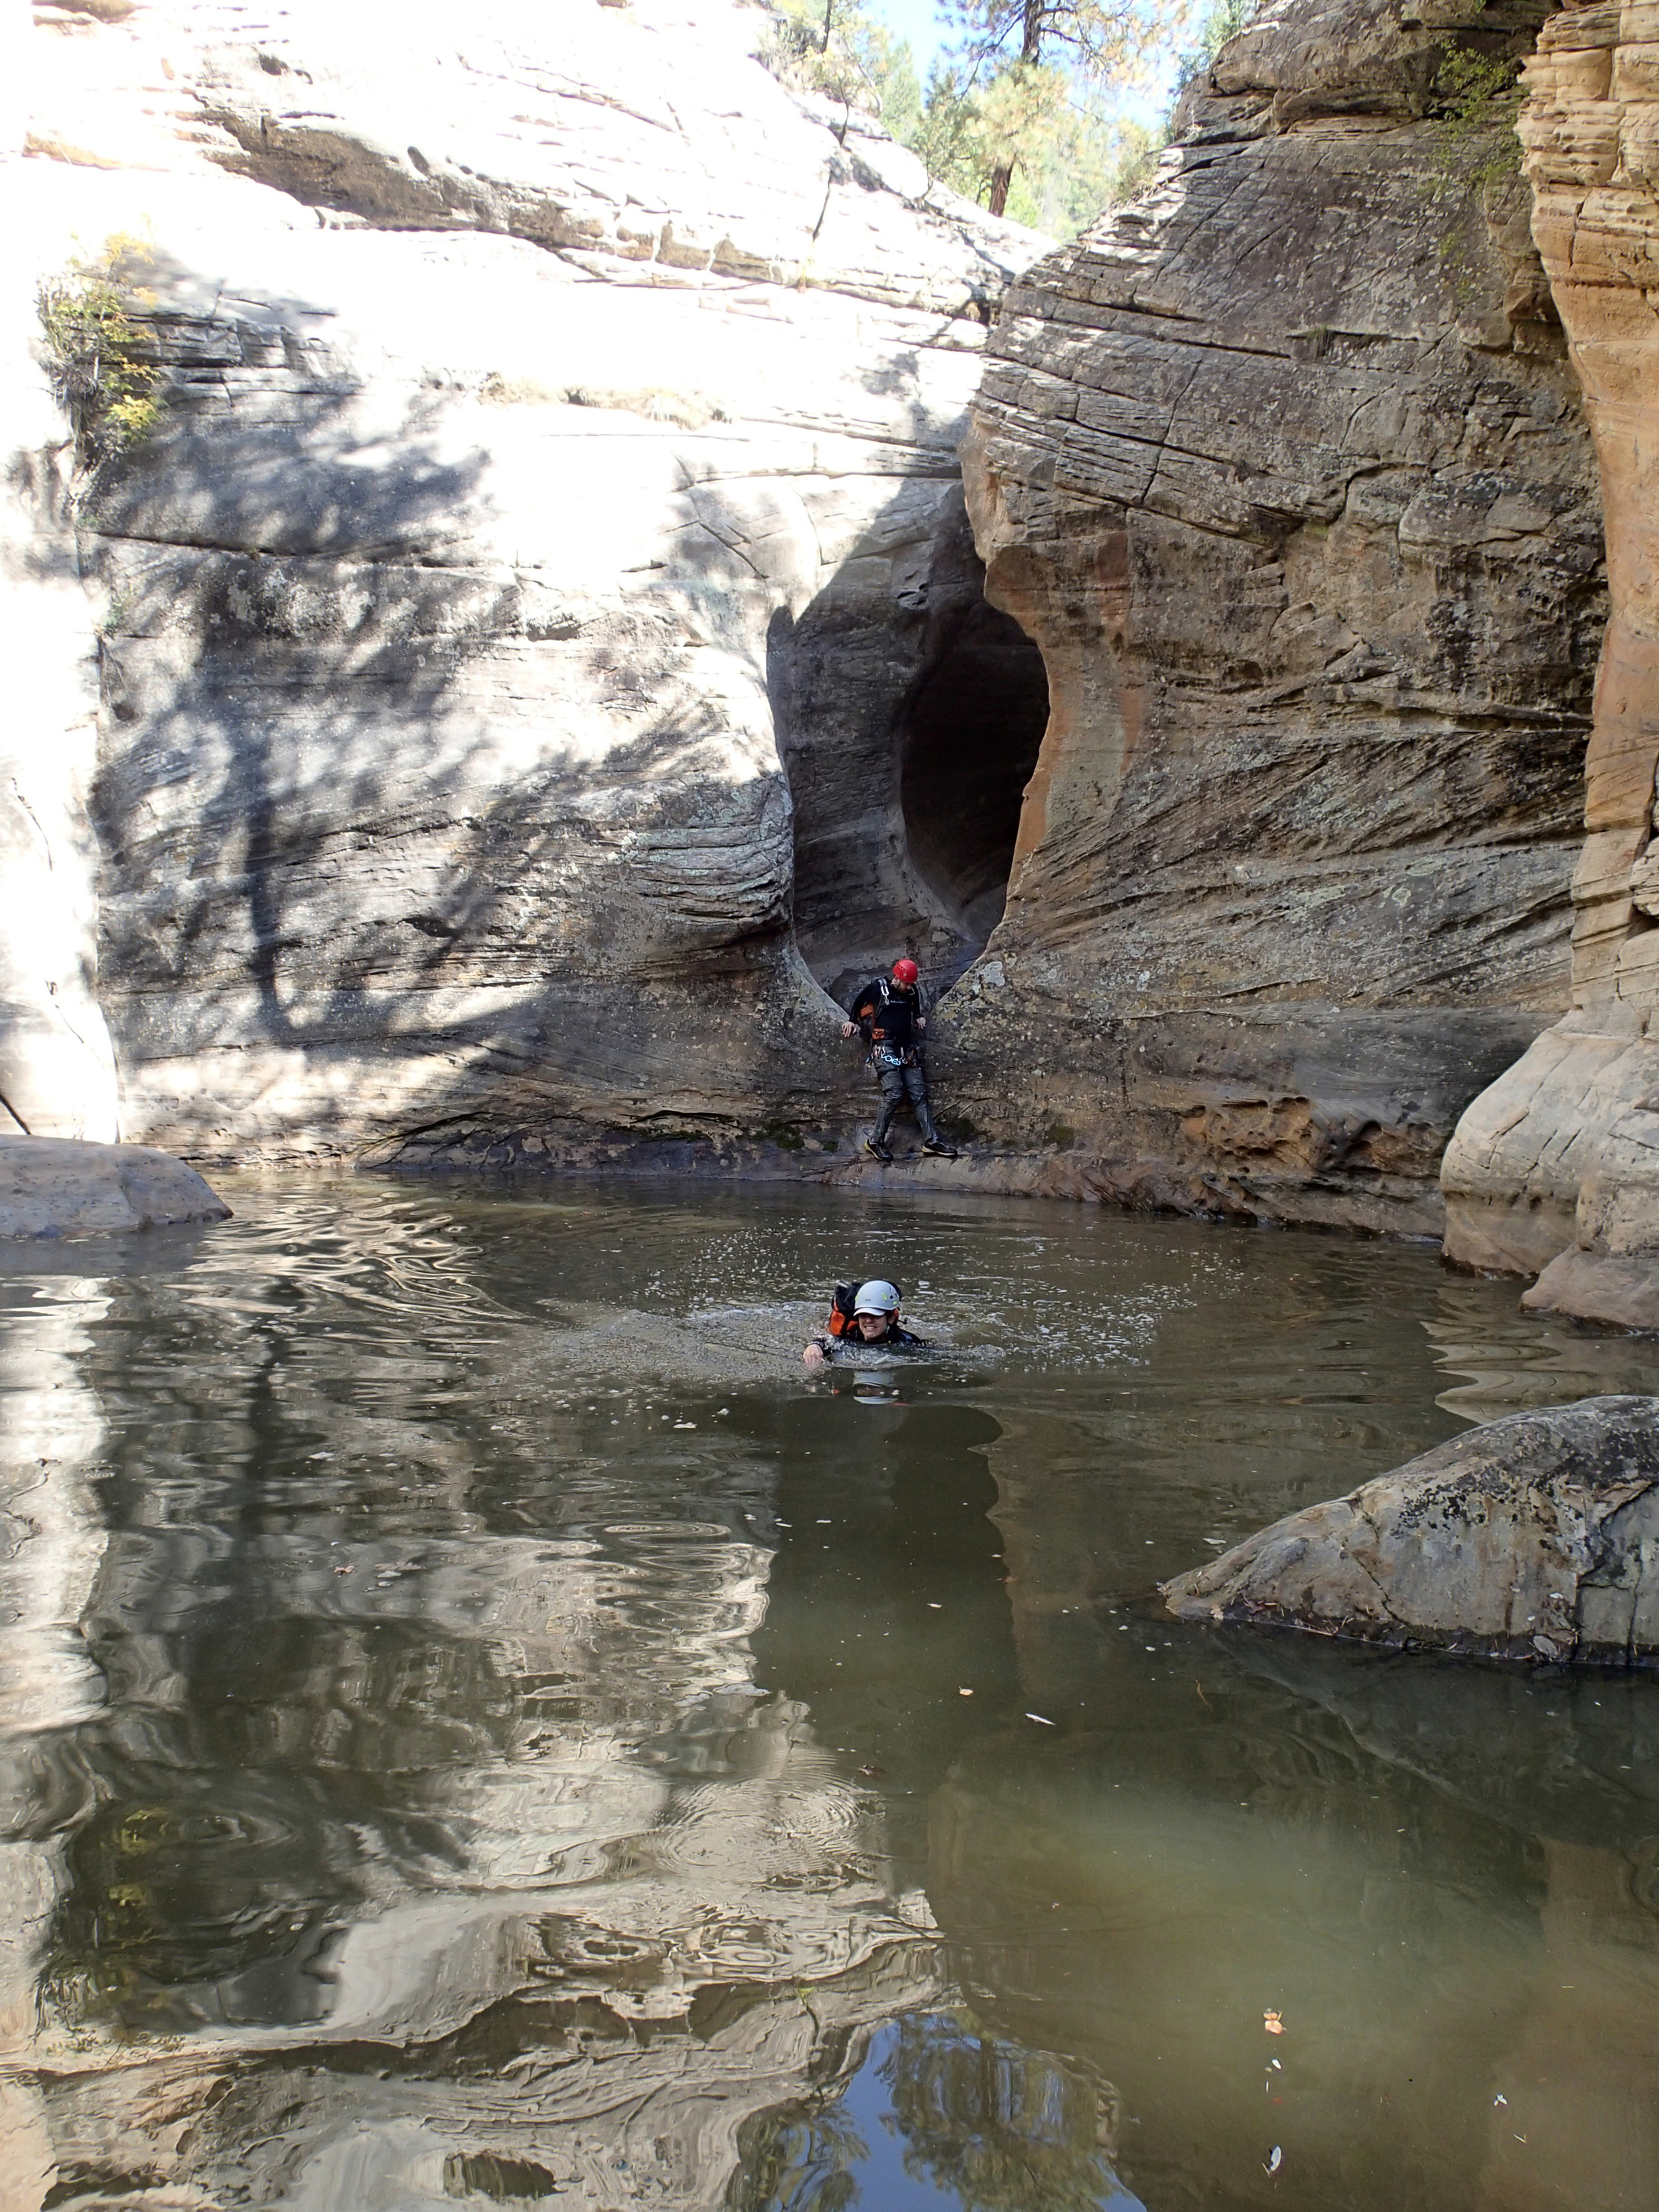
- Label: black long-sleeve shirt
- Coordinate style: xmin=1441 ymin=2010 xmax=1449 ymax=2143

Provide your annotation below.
xmin=808 ymin=1319 xmax=929 ymax=1361
xmin=850 ymin=977 xmax=922 ymax=1054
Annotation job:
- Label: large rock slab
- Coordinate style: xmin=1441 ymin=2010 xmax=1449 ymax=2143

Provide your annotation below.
xmin=950 ymin=0 xmax=1604 ymax=1234
xmin=1440 ymin=0 xmax=1659 ymax=1310
xmin=0 ymin=1136 xmax=230 ymax=1239
xmin=10 ymin=0 xmax=1045 ymax=1169
xmin=1163 ymin=1396 xmax=1659 ymax=1662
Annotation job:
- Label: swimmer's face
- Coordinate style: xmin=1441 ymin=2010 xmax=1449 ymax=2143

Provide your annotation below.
xmin=855 ymin=1311 xmax=891 ymax=1340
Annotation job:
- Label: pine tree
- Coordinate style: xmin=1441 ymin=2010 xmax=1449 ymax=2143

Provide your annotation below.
xmin=942 ymin=0 xmax=1185 ymax=212
xmin=768 ymin=0 xmax=924 ymax=131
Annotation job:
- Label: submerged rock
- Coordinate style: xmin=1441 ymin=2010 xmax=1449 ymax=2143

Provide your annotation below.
xmin=1163 ymin=1397 xmax=1659 ymax=1664
xmin=0 ymin=1136 xmax=230 ymax=1240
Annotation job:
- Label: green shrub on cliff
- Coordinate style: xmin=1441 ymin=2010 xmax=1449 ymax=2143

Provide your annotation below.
xmin=1433 ymin=44 xmax=1523 ymax=197
xmin=36 ymin=238 xmax=163 ymax=466
xmin=1427 ymin=37 xmax=1528 ymax=304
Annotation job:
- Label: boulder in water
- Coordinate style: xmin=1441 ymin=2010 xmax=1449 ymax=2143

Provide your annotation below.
xmin=0 ymin=1136 xmax=230 ymax=1240
xmin=1163 ymin=1397 xmax=1659 ymax=1664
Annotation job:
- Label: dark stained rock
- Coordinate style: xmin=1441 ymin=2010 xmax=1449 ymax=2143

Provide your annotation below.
xmin=1163 ymin=1396 xmax=1659 ymax=1663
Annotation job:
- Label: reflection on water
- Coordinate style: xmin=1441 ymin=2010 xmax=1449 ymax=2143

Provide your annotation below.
xmin=735 ymin=2011 xmax=1139 ymax=2212
xmin=3 ymin=1179 xmax=1659 ymax=2209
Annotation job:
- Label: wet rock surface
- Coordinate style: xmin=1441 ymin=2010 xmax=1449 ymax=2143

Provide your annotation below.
xmin=0 ymin=1136 xmax=230 ymax=1239
xmin=1163 ymin=1395 xmax=1659 ymax=1662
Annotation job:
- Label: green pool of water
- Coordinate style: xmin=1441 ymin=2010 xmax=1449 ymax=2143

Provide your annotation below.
xmin=4 ymin=1177 xmax=1659 ymax=2211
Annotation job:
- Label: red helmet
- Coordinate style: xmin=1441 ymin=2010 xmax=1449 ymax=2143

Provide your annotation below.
xmin=892 ymin=958 xmax=919 ymax=986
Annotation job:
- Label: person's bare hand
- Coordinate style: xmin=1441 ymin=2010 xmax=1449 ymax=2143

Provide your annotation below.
xmin=802 ymin=1343 xmax=828 ymax=1369
xmin=840 ymin=1021 xmax=857 ymax=1039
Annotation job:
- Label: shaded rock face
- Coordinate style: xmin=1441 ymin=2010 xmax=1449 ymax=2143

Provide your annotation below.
xmin=952 ymin=0 xmax=1605 ymax=1232
xmin=11 ymin=0 xmax=1044 ymax=1168
xmin=768 ymin=502 xmax=1049 ymax=1007
xmin=1164 ymin=1395 xmax=1659 ymax=1662
xmin=0 ymin=1136 xmax=229 ymax=1240
xmin=1441 ymin=0 xmax=1659 ymax=1318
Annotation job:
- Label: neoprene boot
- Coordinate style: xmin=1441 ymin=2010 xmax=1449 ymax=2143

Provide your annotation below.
xmin=912 ymin=1092 xmax=948 ymax=1150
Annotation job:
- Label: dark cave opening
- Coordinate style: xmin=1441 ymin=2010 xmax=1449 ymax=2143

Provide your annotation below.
xmin=899 ymin=599 xmax=1049 ymax=953
xmin=769 ymin=542 xmax=1049 ymax=1008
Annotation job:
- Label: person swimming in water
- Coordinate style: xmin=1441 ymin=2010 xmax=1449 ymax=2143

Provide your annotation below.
xmin=802 ymin=1278 xmax=928 ymax=1368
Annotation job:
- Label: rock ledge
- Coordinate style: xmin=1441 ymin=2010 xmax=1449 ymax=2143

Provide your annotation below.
xmin=1163 ymin=1398 xmax=1659 ymax=1664
xmin=0 ymin=1136 xmax=230 ymax=1240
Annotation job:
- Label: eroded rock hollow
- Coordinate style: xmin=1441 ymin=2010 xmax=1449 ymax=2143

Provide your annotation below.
xmin=769 ymin=506 xmax=1048 ymax=1008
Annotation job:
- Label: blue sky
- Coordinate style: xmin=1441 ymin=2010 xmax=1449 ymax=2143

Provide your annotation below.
xmin=862 ymin=0 xmax=1183 ymax=122
xmin=866 ymin=0 xmax=952 ymax=76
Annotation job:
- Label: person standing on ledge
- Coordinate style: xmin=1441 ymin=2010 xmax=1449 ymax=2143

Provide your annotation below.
xmin=843 ymin=957 xmax=958 ymax=1163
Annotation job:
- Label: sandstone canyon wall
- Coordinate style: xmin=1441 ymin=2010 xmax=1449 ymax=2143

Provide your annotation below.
xmin=6 ymin=0 xmax=1626 ymax=1235
xmin=10 ymin=0 xmax=1045 ymax=1171
xmin=1440 ymin=0 xmax=1659 ymax=1324
xmin=952 ymin=0 xmax=1606 ymax=1233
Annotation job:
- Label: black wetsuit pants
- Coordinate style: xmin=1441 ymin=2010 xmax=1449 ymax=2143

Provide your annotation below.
xmin=872 ymin=1056 xmax=941 ymax=1147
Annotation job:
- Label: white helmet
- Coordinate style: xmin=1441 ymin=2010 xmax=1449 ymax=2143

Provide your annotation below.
xmin=853 ymin=1279 xmax=901 ymax=1317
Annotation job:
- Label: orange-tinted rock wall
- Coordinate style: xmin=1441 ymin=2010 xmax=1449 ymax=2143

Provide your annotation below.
xmin=1441 ymin=0 xmax=1659 ymax=1321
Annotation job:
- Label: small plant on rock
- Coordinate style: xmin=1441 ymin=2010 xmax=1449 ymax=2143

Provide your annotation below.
xmin=1427 ymin=37 xmax=1530 ymax=311
xmin=1433 ymin=44 xmax=1524 ymax=197
xmin=36 ymin=238 xmax=163 ymax=467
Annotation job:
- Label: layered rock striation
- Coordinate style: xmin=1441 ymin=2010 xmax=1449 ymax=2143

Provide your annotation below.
xmin=952 ymin=0 xmax=1605 ymax=1232
xmin=1441 ymin=0 xmax=1659 ymax=1319
xmin=11 ymin=0 xmax=1044 ymax=1169
xmin=8 ymin=0 xmax=1630 ymax=1218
